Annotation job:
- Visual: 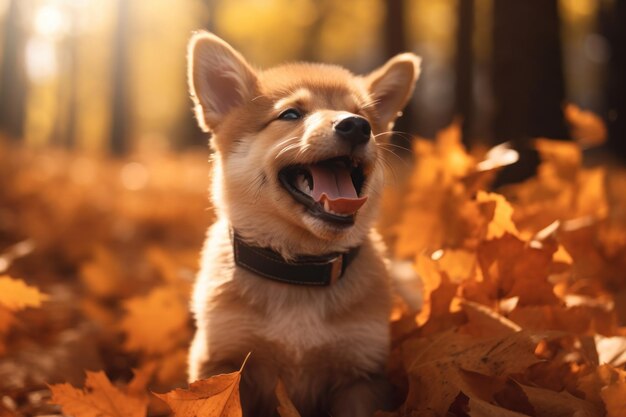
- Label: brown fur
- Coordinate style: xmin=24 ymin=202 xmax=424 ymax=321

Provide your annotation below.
xmin=187 ymin=32 xmax=420 ymax=417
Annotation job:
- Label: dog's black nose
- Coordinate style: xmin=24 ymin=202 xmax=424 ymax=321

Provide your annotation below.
xmin=334 ymin=116 xmax=371 ymax=146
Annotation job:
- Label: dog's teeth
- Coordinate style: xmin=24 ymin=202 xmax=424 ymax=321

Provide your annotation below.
xmin=323 ymin=199 xmax=330 ymax=212
xmin=297 ymin=174 xmax=312 ymax=196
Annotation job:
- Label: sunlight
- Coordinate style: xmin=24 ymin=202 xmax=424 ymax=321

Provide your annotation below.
xmin=25 ymin=2 xmax=70 ymax=83
xmin=34 ymin=3 xmax=69 ymax=39
xmin=431 ymin=248 xmax=444 ymax=261
xmin=25 ymin=37 xmax=57 ymax=82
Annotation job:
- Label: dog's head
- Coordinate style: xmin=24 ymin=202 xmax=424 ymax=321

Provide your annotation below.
xmin=188 ymin=32 xmax=420 ymax=256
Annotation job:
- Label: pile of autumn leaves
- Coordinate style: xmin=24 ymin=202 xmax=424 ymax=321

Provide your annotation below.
xmin=0 ymin=146 xmax=210 ymax=415
xmin=0 ymin=120 xmax=625 ymax=416
xmin=379 ymin=124 xmax=626 ymax=416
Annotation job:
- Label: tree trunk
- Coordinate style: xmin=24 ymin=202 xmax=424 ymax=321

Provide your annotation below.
xmin=0 ymin=0 xmax=27 ymax=141
xmin=52 ymin=11 xmax=79 ymax=149
xmin=109 ymin=0 xmax=131 ymax=155
xmin=455 ymin=0 xmax=474 ymax=146
xmin=492 ymin=0 xmax=569 ymax=143
xmin=383 ymin=0 xmax=416 ymax=145
xmin=176 ymin=0 xmax=216 ymax=149
xmin=605 ymin=0 xmax=626 ymax=161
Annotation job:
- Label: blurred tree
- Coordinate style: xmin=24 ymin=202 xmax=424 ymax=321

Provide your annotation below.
xmin=491 ymin=0 xmax=568 ymax=186
xmin=605 ymin=0 xmax=625 ymax=160
xmin=177 ymin=0 xmax=215 ymax=149
xmin=0 ymin=0 xmax=27 ymax=141
xmin=492 ymin=0 xmax=569 ymax=143
xmin=110 ymin=0 xmax=131 ymax=155
xmin=383 ymin=0 xmax=416 ymax=142
xmin=301 ymin=0 xmax=329 ymax=61
xmin=455 ymin=0 xmax=474 ymax=145
xmin=54 ymin=8 xmax=79 ymax=148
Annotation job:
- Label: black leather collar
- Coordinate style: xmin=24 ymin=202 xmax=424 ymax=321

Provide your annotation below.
xmin=232 ymin=232 xmax=360 ymax=286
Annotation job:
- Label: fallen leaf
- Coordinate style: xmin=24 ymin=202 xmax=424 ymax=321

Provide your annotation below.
xmin=0 ymin=276 xmax=48 ymax=311
xmin=475 ymin=234 xmax=559 ymax=306
xmin=120 ymin=286 xmax=191 ymax=355
xmin=564 ymin=103 xmax=607 ymax=149
xmin=520 ymin=384 xmax=602 ymax=417
xmin=398 ymin=330 xmax=544 ymax=414
xmin=599 ymin=367 xmax=626 ymax=417
xmin=460 ymin=300 xmax=521 ymax=337
xmin=154 ymin=347 xmax=189 ymax=386
xmin=49 ymin=371 xmax=148 ymax=417
xmin=476 ymin=191 xmax=520 ymax=239
xmin=80 ymin=247 xmax=126 ymax=299
xmin=453 ymin=370 xmax=535 ymax=416
xmin=595 ymin=335 xmax=626 ymax=367
xmin=156 ymin=373 xmax=240 ymax=416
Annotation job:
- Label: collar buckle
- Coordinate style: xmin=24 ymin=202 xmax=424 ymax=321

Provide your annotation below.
xmin=329 ymin=255 xmax=343 ymax=285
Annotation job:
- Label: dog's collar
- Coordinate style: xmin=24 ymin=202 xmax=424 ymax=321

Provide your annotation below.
xmin=232 ymin=232 xmax=360 ymax=286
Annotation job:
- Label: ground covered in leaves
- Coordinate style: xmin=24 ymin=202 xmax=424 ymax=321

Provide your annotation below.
xmin=1 ymin=122 xmax=626 ymax=416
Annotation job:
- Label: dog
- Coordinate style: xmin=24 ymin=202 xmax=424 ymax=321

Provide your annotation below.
xmin=187 ymin=32 xmax=420 ymax=417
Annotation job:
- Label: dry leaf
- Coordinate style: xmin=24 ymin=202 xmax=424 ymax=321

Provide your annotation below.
xmin=80 ymin=247 xmax=126 ymax=299
xmin=120 ymin=286 xmax=191 ymax=355
xmin=0 ymin=276 xmax=48 ymax=310
xmin=49 ymin=371 xmax=148 ymax=417
xmin=475 ymin=234 xmax=559 ymax=306
xmin=156 ymin=360 xmax=248 ymax=417
xmin=595 ymin=335 xmax=626 ymax=367
xmin=155 ymin=374 xmax=243 ymax=417
xmin=602 ymin=380 xmax=626 ymax=417
xmin=520 ymin=384 xmax=602 ymax=417
xmin=564 ymin=103 xmax=607 ymax=148
xmin=460 ymin=300 xmax=521 ymax=337
xmin=476 ymin=191 xmax=520 ymax=239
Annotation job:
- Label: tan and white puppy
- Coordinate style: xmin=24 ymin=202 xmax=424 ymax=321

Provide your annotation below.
xmin=187 ymin=32 xmax=420 ymax=417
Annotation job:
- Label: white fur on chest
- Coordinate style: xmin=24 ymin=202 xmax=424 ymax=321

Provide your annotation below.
xmin=260 ymin=297 xmax=390 ymax=370
xmin=262 ymin=302 xmax=332 ymax=359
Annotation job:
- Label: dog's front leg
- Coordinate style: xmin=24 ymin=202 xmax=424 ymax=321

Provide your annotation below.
xmin=329 ymin=376 xmax=392 ymax=417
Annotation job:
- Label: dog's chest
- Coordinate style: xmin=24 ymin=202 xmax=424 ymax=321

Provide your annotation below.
xmin=262 ymin=303 xmax=333 ymax=360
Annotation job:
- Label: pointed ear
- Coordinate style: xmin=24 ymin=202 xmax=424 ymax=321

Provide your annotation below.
xmin=364 ymin=53 xmax=421 ymax=131
xmin=188 ymin=32 xmax=259 ymax=132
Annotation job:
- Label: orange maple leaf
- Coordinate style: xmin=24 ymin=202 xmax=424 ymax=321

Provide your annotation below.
xmin=0 ymin=275 xmax=48 ymax=311
xmin=595 ymin=366 xmax=626 ymax=417
xmin=476 ymin=191 xmax=520 ymax=240
xmin=155 ymin=353 xmax=251 ymax=417
xmin=0 ymin=276 xmax=47 ymax=355
xmin=120 ymin=286 xmax=191 ymax=355
xmin=49 ymin=371 xmax=148 ymax=417
xmin=564 ymin=103 xmax=607 ymax=148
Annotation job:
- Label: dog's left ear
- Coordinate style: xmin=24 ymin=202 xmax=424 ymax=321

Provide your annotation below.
xmin=364 ymin=53 xmax=421 ymax=132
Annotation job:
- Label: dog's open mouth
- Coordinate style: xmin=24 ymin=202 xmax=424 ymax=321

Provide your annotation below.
xmin=278 ymin=157 xmax=368 ymax=225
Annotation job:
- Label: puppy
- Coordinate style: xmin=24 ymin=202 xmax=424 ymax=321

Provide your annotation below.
xmin=187 ymin=32 xmax=420 ymax=417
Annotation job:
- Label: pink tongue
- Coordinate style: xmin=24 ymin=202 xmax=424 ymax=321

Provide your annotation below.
xmin=309 ymin=164 xmax=368 ymax=215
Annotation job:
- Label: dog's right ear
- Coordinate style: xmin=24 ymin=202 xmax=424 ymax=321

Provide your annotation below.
xmin=188 ymin=32 xmax=258 ymax=132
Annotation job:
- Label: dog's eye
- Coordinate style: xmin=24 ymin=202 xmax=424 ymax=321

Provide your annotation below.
xmin=277 ymin=108 xmax=302 ymax=121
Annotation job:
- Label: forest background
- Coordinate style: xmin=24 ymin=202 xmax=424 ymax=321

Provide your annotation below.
xmin=1 ymin=1 xmax=626 ymax=416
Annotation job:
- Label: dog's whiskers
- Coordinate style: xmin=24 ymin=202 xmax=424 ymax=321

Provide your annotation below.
xmin=274 ymin=136 xmax=301 ymax=159
xmin=296 ymin=144 xmax=311 ymax=159
xmin=375 ymin=146 xmax=410 ymax=186
xmin=374 ymin=131 xmax=415 ymax=149
xmin=275 ymin=143 xmax=301 ymax=160
xmin=360 ymin=98 xmax=380 ymax=110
